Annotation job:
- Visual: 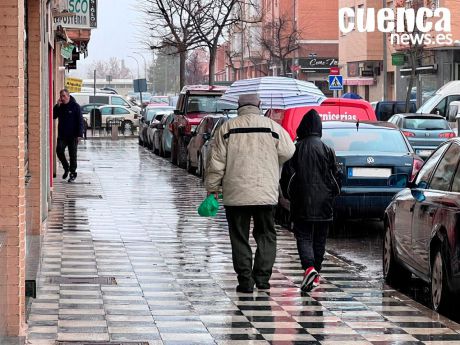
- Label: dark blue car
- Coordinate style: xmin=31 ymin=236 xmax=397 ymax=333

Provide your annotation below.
xmin=277 ymin=121 xmax=424 ymax=224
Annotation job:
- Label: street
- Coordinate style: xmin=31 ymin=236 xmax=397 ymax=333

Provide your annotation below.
xmin=26 ymin=139 xmax=460 ymax=345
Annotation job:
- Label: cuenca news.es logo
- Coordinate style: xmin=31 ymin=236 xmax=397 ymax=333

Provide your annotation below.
xmin=339 ymin=7 xmax=453 ymax=46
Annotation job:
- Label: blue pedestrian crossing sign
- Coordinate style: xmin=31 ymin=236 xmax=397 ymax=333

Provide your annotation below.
xmin=328 ymin=75 xmax=343 ymax=91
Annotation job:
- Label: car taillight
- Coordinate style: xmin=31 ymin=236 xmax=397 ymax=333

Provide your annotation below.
xmin=411 ymin=157 xmax=424 ymax=181
xmin=402 ymin=131 xmax=415 ymax=137
xmin=439 ymin=132 xmax=455 ymax=138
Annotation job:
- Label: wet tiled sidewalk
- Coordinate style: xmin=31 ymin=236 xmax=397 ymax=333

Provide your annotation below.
xmin=27 ymin=139 xmax=460 ymax=345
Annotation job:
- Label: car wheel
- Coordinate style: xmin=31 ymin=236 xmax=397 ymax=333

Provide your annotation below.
xmin=171 ymin=138 xmax=178 ymax=165
xmin=138 ymin=137 xmax=143 ymax=145
xmin=197 ymin=154 xmax=203 ymax=178
xmin=186 ymin=154 xmax=196 ymax=174
xmin=431 ymin=249 xmax=451 ymax=313
xmin=178 ymin=137 xmax=187 ymax=169
xmin=383 ymin=224 xmax=412 ymax=287
xmin=122 ymin=121 xmax=133 ymax=135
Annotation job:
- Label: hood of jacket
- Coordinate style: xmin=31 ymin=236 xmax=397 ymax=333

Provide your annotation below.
xmin=296 ymin=109 xmax=322 ymax=139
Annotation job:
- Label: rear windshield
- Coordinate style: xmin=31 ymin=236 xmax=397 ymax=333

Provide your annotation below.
xmin=403 ymin=118 xmax=449 ymax=130
xmin=322 ymin=128 xmax=409 ymax=153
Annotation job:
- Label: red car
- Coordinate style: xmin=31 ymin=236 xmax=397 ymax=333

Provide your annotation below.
xmin=171 ymin=85 xmax=228 ymax=168
xmin=266 ymin=98 xmax=377 ymax=140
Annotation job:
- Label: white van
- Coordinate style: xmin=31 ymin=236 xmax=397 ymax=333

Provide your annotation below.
xmin=71 ymin=93 xmax=141 ymax=113
xmin=417 ymin=81 xmax=460 ymax=118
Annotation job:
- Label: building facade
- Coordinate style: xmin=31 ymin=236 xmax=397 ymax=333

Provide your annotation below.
xmin=0 ymin=0 xmax=93 ymax=338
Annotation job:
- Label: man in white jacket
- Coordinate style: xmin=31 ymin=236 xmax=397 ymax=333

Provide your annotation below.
xmin=205 ymin=94 xmax=295 ymax=293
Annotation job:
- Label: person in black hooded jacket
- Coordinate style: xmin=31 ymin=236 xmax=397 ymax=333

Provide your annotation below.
xmin=280 ymin=109 xmax=341 ymax=292
xmin=53 ymin=89 xmax=84 ymax=182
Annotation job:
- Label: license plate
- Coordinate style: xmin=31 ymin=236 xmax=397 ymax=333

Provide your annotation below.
xmin=349 ymin=167 xmax=392 ymax=178
xmin=417 ymin=149 xmax=433 ymax=157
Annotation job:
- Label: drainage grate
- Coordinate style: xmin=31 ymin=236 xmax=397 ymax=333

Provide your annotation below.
xmin=66 ymin=194 xmax=103 ymax=199
xmin=55 ymin=340 xmax=149 ymax=345
xmin=47 ymin=276 xmax=116 ymax=285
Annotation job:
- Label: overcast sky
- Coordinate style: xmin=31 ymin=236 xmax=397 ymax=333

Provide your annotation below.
xmin=69 ymin=0 xmax=151 ymax=79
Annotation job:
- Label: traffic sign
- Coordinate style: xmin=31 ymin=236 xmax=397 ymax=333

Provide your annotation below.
xmin=329 ymin=67 xmax=340 ymax=75
xmin=328 ymin=75 xmax=343 ymax=91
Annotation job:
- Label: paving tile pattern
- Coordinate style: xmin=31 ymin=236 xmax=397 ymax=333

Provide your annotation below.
xmin=26 ymin=140 xmax=460 ymax=345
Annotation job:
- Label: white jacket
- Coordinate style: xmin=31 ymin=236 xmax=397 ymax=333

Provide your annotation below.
xmin=205 ymin=105 xmax=295 ymax=206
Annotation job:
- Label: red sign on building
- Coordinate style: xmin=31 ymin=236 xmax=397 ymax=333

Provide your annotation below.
xmin=329 ymin=67 xmax=340 ymax=75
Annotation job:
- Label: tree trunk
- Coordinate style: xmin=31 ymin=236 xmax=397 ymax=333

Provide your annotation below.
xmin=179 ymin=50 xmax=186 ymax=90
xmin=208 ymin=46 xmax=217 ymax=86
xmin=279 ymin=58 xmax=285 ymax=76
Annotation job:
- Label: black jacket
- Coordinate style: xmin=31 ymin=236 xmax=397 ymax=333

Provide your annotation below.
xmin=280 ymin=111 xmax=341 ymax=222
xmin=53 ymin=96 xmax=84 ymax=139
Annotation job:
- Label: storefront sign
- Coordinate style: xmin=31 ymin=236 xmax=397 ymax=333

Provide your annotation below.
xmin=65 ymin=77 xmax=83 ymax=92
xmin=53 ymin=0 xmax=97 ymax=29
xmin=392 ymin=53 xmax=405 ymax=66
xmin=299 ymin=58 xmax=339 ymax=73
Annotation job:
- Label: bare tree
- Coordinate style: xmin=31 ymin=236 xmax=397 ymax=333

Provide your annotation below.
xmin=186 ymin=50 xmax=208 ymax=84
xmin=141 ymin=0 xmax=204 ymax=90
xmin=86 ymin=58 xmax=131 ymax=79
xmin=191 ymin=0 xmax=248 ymax=85
xmin=259 ymin=16 xmax=300 ymax=76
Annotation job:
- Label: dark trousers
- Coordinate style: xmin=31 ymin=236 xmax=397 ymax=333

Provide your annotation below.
xmin=294 ymin=221 xmax=330 ymax=272
xmin=225 ymin=205 xmax=277 ymax=288
xmin=56 ymin=137 xmax=78 ymax=174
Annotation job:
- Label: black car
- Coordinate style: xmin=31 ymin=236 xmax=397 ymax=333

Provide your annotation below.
xmin=384 ymin=138 xmax=460 ymax=312
xmin=375 ymin=101 xmax=416 ymax=121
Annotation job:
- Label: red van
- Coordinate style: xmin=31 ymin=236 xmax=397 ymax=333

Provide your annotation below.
xmin=266 ymin=98 xmax=377 ymax=140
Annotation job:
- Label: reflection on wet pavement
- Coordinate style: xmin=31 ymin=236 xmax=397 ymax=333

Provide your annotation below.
xmin=26 ymin=139 xmax=460 ymax=344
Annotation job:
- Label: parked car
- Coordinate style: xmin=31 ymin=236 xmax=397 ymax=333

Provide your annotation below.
xmin=149 ymin=96 xmax=169 ymax=105
xmin=384 ymin=138 xmax=460 ymax=312
xmin=417 ymin=81 xmax=460 ymax=119
xmin=72 ymin=92 xmax=141 ymax=113
xmin=152 ymin=113 xmax=175 ymax=157
xmin=170 ymin=85 xmax=227 ymax=168
xmin=374 ymin=101 xmax=417 ymax=121
xmin=90 ymin=105 xmax=139 ymax=133
xmin=387 ymin=114 xmax=455 ymax=159
xmin=277 ymin=121 xmax=424 ymax=224
xmin=266 ymin=98 xmax=377 ymax=140
xmin=200 ymin=114 xmax=237 ymax=179
xmin=146 ymin=109 xmax=174 ymax=150
xmin=186 ymin=115 xmax=223 ymax=174
xmin=139 ymin=106 xmax=174 ymax=146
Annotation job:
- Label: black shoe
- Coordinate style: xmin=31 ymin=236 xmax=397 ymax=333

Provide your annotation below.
xmin=62 ymin=170 xmax=69 ymax=179
xmin=68 ymin=173 xmax=77 ymax=183
xmin=257 ymin=283 xmax=270 ymax=290
xmin=236 ymin=285 xmax=254 ymax=293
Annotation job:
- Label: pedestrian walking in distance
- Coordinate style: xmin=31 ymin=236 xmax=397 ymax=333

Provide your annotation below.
xmin=53 ymin=89 xmax=84 ymax=183
xmin=205 ymin=94 xmax=295 ymax=293
xmin=280 ymin=109 xmax=341 ymax=292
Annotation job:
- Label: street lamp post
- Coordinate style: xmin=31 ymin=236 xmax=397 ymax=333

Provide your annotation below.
xmin=127 ymin=55 xmax=142 ymax=104
xmin=134 ymin=52 xmax=148 ymax=81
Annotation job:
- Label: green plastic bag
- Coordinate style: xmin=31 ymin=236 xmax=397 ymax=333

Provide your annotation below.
xmin=198 ymin=194 xmax=220 ymax=217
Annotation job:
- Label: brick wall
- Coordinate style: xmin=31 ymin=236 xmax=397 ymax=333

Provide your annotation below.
xmin=0 ymin=0 xmax=27 ymax=337
xmin=0 ymin=233 xmax=7 ymax=336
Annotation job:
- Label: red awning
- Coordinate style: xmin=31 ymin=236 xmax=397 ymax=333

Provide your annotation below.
xmin=344 ymin=77 xmax=374 ymax=86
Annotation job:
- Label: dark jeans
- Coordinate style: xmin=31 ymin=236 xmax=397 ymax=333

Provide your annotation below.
xmin=225 ymin=205 xmax=277 ymax=288
xmin=294 ymin=221 xmax=330 ymax=272
xmin=56 ymin=137 xmax=78 ymax=174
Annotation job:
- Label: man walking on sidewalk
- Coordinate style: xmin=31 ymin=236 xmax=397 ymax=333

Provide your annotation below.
xmin=53 ymin=89 xmax=84 ymax=183
xmin=280 ymin=109 xmax=341 ymax=292
xmin=205 ymin=94 xmax=295 ymax=293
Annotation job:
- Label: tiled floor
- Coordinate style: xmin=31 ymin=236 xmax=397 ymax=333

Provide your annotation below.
xmin=26 ymin=139 xmax=460 ymax=345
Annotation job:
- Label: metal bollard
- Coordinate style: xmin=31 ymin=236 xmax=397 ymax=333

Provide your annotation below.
xmin=111 ymin=123 xmax=119 ymax=140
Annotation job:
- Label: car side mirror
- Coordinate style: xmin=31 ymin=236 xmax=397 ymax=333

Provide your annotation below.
xmin=411 ymin=189 xmax=426 ymax=202
xmin=387 ymin=173 xmax=409 ymax=188
xmin=203 ymin=133 xmax=211 ymax=141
